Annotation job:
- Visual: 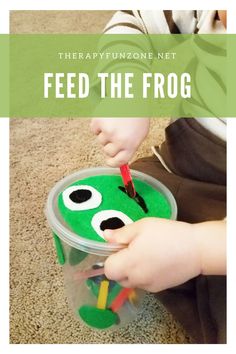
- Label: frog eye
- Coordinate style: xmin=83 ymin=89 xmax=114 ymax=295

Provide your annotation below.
xmin=62 ymin=185 xmax=102 ymax=211
xmin=91 ymin=210 xmax=133 ymax=239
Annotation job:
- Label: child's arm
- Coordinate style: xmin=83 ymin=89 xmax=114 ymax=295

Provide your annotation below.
xmin=193 ymin=220 xmax=226 ymax=276
xmin=103 ymin=218 xmax=226 ymax=292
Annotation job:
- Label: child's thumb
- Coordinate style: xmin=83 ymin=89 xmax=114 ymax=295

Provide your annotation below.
xmin=103 ymin=222 xmax=137 ymax=245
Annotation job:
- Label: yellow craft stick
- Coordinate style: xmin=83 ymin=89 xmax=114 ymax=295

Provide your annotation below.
xmin=96 ymin=280 xmax=109 ymax=310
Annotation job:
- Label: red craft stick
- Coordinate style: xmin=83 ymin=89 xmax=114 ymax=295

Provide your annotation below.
xmin=110 ymin=288 xmax=133 ymax=312
xmin=120 ymin=164 xmax=136 ymax=198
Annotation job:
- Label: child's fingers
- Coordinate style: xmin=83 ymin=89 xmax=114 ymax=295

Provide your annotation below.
xmin=117 ymin=278 xmax=134 ymax=289
xmin=104 ymin=248 xmax=130 ymax=282
xmin=103 ymin=143 xmax=122 ymax=158
xmin=90 ymin=118 xmax=102 ymax=135
xmin=103 ymin=223 xmax=137 ymax=244
xmin=106 ymin=150 xmax=130 ymax=167
xmin=97 ymin=132 xmax=110 ymax=146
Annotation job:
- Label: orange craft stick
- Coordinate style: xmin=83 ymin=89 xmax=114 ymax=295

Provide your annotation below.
xmin=110 ymin=288 xmax=133 ymax=312
xmin=128 ymin=289 xmax=137 ymax=305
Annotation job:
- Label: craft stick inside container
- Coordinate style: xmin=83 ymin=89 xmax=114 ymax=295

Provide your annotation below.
xmin=74 ymin=267 xmax=105 ymax=281
xmin=110 ymin=288 xmax=134 ymax=312
xmin=96 ymin=280 xmax=109 ymax=310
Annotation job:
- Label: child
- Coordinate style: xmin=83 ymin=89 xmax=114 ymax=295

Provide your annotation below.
xmin=90 ymin=11 xmax=227 ymax=344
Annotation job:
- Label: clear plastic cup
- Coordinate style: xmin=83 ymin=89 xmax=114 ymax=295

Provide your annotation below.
xmin=45 ymin=167 xmax=177 ymax=330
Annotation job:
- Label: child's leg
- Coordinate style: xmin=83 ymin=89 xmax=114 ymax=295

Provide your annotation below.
xmin=130 ymin=118 xmax=226 ymax=343
xmin=131 ymin=155 xmax=226 ymax=223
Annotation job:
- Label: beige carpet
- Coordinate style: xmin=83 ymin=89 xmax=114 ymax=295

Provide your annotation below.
xmin=10 ymin=11 xmax=192 ymax=344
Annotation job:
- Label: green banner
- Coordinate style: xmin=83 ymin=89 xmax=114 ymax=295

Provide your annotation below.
xmin=0 ymin=35 xmax=9 ymax=117
xmin=0 ymin=34 xmax=235 ymax=117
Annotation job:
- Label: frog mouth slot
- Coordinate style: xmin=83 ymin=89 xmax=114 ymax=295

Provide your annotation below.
xmin=118 ymin=186 xmax=148 ymax=213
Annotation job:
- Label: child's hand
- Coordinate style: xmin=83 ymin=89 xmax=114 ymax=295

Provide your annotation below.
xmin=103 ymin=218 xmax=226 ymax=292
xmin=103 ymin=218 xmax=201 ymax=292
xmin=90 ymin=118 xmax=150 ymax=167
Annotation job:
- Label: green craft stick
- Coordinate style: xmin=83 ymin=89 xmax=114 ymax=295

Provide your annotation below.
xmin=107 ymin=283 xmax=123 ymax=306
xmin=53 ymin=233 xmax=65 ymax=265
xmin=86 ymin=278 xmax=99 ymax=298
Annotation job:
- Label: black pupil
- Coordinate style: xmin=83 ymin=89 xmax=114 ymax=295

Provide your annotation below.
xmin=100 ymin=217 xmax=125 ymax=231
xmin=69 ymin=189 xmax=92 ymax=203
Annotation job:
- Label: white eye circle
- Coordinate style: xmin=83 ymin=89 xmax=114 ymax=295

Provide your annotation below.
xmin=62 ymin=185 xmax=102 ymax=211
xmin=91 ymin=210 xmax=133 ymax=239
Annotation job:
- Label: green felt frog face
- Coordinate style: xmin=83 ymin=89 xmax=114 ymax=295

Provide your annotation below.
xmin=58 ymin=175 xmax=171 ymax=243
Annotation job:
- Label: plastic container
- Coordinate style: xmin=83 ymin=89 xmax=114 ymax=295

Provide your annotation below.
xmin=45 ymin=167 xmax=177 ymax=330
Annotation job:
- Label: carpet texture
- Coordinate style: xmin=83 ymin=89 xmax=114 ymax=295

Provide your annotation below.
xmin=10 ymin=11 xmax=192 ymax=344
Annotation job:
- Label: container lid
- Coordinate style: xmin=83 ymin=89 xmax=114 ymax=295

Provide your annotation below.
xmin=45 ymin=167 xmax=177 ymax=256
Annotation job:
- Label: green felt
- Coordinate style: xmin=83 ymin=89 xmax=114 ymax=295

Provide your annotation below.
xmin=69 ymin=248 xmax=87 ymax=265
xmin=78 ymin=305 xmax=118 ymax=329
xmin=58 ymin=174 xmax=172 ymax=242
xmin=53 ymin=233 xmax=65 ymax=265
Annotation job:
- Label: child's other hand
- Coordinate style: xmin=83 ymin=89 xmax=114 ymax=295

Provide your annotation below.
xmin=90 ymin=118 xmax=150 ymax=167
xmin=103 ymin=218 xmax=202 ymax=292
